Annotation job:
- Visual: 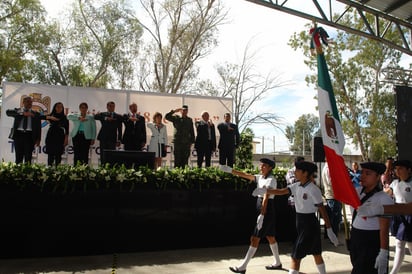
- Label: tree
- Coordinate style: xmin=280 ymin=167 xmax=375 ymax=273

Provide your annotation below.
xmin=136 ymin=0 xmax=227 ymax=93
xmin=235 ymin=127 xmax=254 ymax=170
xmin=198 ymin=40 xmax=289 ymax=133
xmin=289 ymin=10 xmax=404 ymax=161
xmin=30 ymin=0 xmax=143 ymax=88
xmin=285 ymin=114 xmax=320 ymax=155
xmin=0 ymin=0 xmax=46 ymax=84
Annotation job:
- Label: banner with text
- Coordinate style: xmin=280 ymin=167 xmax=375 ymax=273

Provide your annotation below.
xmin=0 ymin=82 xmax=233 ymax=166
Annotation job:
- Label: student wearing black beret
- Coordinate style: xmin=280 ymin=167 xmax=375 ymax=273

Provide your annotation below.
xmin=253 ymin=161 xmax=338 ymax=274
xmin=350 ymin=162 xmax=393 ymax=274
xmin=220 ymin=158 xmax=282 ymax=273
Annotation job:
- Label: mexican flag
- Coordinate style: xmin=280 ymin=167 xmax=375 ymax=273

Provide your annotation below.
xmin=313 ymin=27 xmax=361 ymax=209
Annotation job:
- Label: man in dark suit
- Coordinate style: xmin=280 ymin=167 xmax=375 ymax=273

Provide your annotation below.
xmin=94 ymin=101 xmax=123 ymax=164
xmin=195 ymin=111 xmax=216 ymax=168
xmin=122 ymin=103 xmax=146 ymax=151
xmin=6 ymin=96 xmax=42 ymax=164
xmin=217 ymin=113 xmax=240 ymax=167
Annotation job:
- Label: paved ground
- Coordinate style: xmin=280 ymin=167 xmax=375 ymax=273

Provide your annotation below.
xmin=1 ymin=235 xmax=412 ymax=274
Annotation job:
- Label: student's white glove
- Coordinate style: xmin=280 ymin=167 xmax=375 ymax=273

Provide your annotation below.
xmin=326 ymin=228 xmax=339 ymax=247
xmin=252 ymin=187 xmax=267 ymax=197
xmin=219 ymin=165 xmax=232 ymax=173
xmin=357 ymin=201 xmax=384 ymax=217
xmin=374 ymin=248 xmax=388 ymax=274
xmin=256 ymin=214 xmax=264 ymax=230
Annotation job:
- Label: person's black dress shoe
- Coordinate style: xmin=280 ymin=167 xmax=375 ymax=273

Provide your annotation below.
xmin=229 ymin=266 xmax=246 ymax=273
xmin=265 ymin=264 xmax=283 ymax=270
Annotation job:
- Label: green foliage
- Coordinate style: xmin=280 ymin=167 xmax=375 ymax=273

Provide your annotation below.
xmin=273 ymin=167 xmax=288 ymax=188
xmin=0 ymin=162 xmax=254 ymax=193
xmin=0 ymin=0 xmax=143 ymax=88
xmin=0 ymin=0 xmax=46 ymax=84
xmin=0 ymin=160 xmax=289 ymax=193
xmin=285 ymin=114 xmax=320 ymax=155
xmin=288 ymin=11 xmax=404 ymax=161
xmin=235 ymin=128 xmax=254 ymax=170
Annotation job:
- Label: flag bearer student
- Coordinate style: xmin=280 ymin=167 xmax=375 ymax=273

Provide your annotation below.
xmin=350 ymin=162 xmax=393 ymax=274
xmin=254 ymin=160 xmax=339 ymax=274
xmin=220 ymin=158 xmax=283 ymax=273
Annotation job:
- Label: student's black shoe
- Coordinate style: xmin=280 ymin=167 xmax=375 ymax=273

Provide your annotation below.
xmin=265 ymin=264 xmax=283 ymax=270
xmin=229 ymin=266 xmax=246 ymax=273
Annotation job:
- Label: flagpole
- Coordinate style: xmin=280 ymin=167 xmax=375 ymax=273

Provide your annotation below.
xmin=311 ymin=25 xmax=361 ymax=251
xmin=311 ymin=26 xmax=361 ymax=209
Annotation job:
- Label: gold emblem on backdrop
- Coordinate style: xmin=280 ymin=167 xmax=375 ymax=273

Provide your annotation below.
xmin=20 ymin=93 xmax=51 ymax=114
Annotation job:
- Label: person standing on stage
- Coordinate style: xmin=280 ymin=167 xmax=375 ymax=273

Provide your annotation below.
xmin=217 ymin=113 xmax=240 ymax=167
xmin=6 ymin=96 xmax=42 ymax=164
xmin=68 ymin=102 xmax=96 ymax=165
xmin=147 ymin=112 xmax=168 ymax=169
xmin=94 ymin=101 xmax=122 ymax=164
xmin=122 ymin=103 xmax=146 ymax=151
xmin=44 ymin=102 xmax=69 ymax=166
xmin=165 ymin=105 xmax=195 ymax=168
xmin=194 ymin=111 xmax=216 ymax=168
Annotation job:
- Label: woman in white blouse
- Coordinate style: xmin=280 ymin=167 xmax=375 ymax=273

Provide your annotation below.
xmin=147 ymin=112 xmax=168 ymax=169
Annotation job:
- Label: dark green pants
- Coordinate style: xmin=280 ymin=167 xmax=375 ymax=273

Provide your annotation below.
xmin=173 ymin=143 xmax=191 ymax=168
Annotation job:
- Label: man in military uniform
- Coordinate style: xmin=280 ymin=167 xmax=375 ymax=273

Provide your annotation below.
xmin=165 ymin=105 xmax=195 ymax=168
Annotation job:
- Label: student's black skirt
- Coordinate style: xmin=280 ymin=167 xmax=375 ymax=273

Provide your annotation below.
xmin=252 ymin=198 xmax=276 ymax=238
xmin=291 ymin=212 xmax=321 ymax=259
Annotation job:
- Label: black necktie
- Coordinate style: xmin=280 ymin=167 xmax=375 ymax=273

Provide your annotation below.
xmin=23 ymin=111 xmax=28 ymax=130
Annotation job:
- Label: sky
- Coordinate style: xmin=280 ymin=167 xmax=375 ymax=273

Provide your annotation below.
xmin=198 ymin=0 xmax=322 ymax=154
xmin=39 ymin=0 xmax=411 ymax=156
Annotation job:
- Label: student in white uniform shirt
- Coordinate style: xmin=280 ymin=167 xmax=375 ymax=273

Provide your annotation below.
xmin=382 ymin=160 xmax=412 ymax=274
xmin=359 ymin=202 xmax=412 ymax=217
xmin=254 ymin=161 xmax=339 ymax=274
xmin=220 ymin=158 xmax=283 ymax=274
xmin=350 ymin=162 xmax=393 ymax=274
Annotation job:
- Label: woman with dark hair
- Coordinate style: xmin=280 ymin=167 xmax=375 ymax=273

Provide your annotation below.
xmin=44 ymin=102 xmax=69 ymax=166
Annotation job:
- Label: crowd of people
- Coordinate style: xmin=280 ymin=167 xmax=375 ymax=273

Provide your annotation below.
xmin=8 ymin=96 xmax=412 ymax=274
xmin=6 ymin=97 xmax=240 ymax=169
xmin=218 ymin=156 xmax=412 ymax=274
